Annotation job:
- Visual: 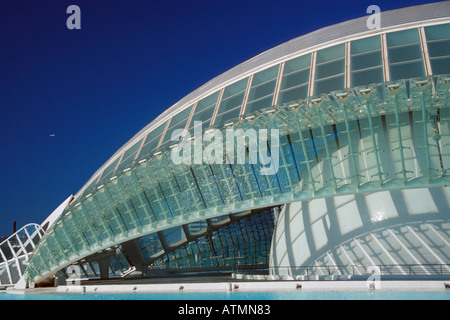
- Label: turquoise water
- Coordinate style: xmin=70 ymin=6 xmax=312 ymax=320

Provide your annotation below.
xmin=1 ymin=290 xmax=449 ymax=300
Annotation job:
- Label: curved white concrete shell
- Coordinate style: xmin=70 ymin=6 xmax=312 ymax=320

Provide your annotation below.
xmin=269 ymin=187 xmax=450 ymax=276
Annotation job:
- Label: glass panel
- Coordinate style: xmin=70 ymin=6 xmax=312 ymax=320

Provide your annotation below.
xmin=281 ymin=68 xmax=310 ymax=89
xmin=386 ymin=29 xmax=425 ymax=81
xmin=116 ymin=137 xmax=145 ymax=172
xmin=314 ymin=75 xmax=345 ymax=95
xmin=244 ymin=96 xmax=274 ymax=114
xmin=195 ymin=91 xmax=220 ymax=112
xmin=350 ymin=35 xmax=383 ymax=87
xmin=188 ymin=220 xmax=207 ymax=235
xmin=427 ymin=39 xmax=450 ymax=58
xmin=314 ymin=44 xmax=346 ymax=95
xmin=316 ymin=44 xmax=345 ymax=64
xmin=121 ymin=139 xmax=143 ymax=163
xmin=163 ymin=226 xmax=186 ymax=246
xmin=214 ymin=107 xmax=241 ymax=125
xmin=283 ymin=53 xmax=311 ymax=74
xmin=161 ymin=119 xmax=188 ymax=146
xmin=278 ymin=84 xmax=308 ymax=104
xmin=351 ymin=67 xmax=384 ymax=87
xmin=247 ymin=80 xmax=276 ymax=101
xmin=388 ymin=44 xmax=423 ymax=63
xmin=315 ymin=59 xmax=345 ymax=79
xmin=139 ymin=233 xmax=164 ymax=260
xmin=390 ymin=60 xmax=425 ymax=81
xmin=222 ymin=78 xmax=248 ymax=99
xmin=386 ymin=29 xmax=420 ymax=47
xmin=279 ymin=54 xmax=311 ymax=103
xmin=217 ymin=92 xmax=245 ymax=113
xmin=430 ymin=57 xmax=450 ymax=74
xmin=169 ymin=105 xmax=193 ymax=127
xmin=351 ymin=51 xmax=382 ymax=70
xmin=139 ymin=121 xmax=167 ymax=157
xmin=188 ymin=91 xmax=220 ymax=131
xmin=351 ymin=35 xmax=381 ymax=54
xmin=242 ymin=66 xmax=279 ymax=115
xmin=188 ymin=105 xmax=215 ymax=130
xmin=426 ymin=23 xmax=450 ymax=76
xmin=425 ymin=23 xmax=450 ymax=41
xmin=160 ymin=105 xmax=193 ymax=146
xmin=252 ymin=65 xmax=279 ymax=86
xmin=97 ymin=157 xmax=121 ymax=184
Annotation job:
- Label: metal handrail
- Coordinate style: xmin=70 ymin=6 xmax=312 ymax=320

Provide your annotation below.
xmin=262 ymin=264 xmax=450 ymax=276
xmin=0 ymin=224 xmax=45 ymax=285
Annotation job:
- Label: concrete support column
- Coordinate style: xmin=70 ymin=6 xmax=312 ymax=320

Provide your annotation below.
xmin=121 ymin=239 xmax=148 ymax=274
xmin=97 ymin=257 xmax=110 ymax=280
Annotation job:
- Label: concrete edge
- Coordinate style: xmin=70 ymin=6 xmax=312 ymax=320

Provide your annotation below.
xmin=5 ymin=280 xmax=450 ymax=295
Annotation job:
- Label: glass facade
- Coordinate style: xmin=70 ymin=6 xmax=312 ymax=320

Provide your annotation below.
xmin=77 ymin=23 xmax=450 ymax=190
xmin=314 ymin=44 xmax=346 ymax=95
xmin=278 ymin=54 xmax=311 ymax=105
xmin=0 ymin=224 xmax=44 ymax=286
xmin=151 ymin=208 xmax=276 ymax=270
xmin=350 ymin=35 xmax=384 ymax=87
xmin=244 ymin=65 xmax=279 ymax=115
xmin=386 ymin=29 xmax=426 ymax=81
xmin=22 ymin=13 xmax=450 ymax=285
xmin=426 ymin=23 xmax=450 ymax=75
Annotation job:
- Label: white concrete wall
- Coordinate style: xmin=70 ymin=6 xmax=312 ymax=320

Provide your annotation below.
xmin=269 ymin=187 xmax=450 ymax=276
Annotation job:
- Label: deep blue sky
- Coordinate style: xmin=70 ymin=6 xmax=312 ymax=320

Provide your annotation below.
xmin=0 ymin=0 xmax=441 ymax=236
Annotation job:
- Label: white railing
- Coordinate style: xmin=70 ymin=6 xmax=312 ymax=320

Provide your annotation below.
xmin=0 ymin=224 xmax=44 ymax=286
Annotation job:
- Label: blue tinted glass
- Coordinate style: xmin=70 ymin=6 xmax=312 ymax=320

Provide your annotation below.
xmin=222 ymin=78 xmax=248 ymax=99
xmin=351 ymin=51 xmax=382 ymax=70
xmin=170 ymin=105 xmax=192 ymax=126
xmin=388 ymin=44 xmax=423 ymax=63
xmin=389 ymin=60 xmax=425 ymax=81
xmin=281 ymin=68 xmax=310 ymax=89
xmin=315 ymin=59 xmax=345 ymax=79
xmin=430 ymin=57 xmax=450 ymax=74
xmin=139 ymin=121 xmax=167 ymax=156
xmin=386 ymin=29 xmax=420 ymax=47
xmin=161 ymin=119 xmax=188 ymax=145
xmin=244 ymin=96 xmax=273 ymax=114
xmin=425 ymin=23 xmax=450 ymax=41
xmin=314 ymin=75 xmax=345 ymax=95
xmin=279 ymin=85 xmax=308 ymax=104
xmin=214 ymin=107 xmax=241 ymax=125
xmin=196 ymin=91 xmax=220 ymax=111
xmin=252 ymin=65 xmax=279 ymax=86
xmin=116 ymin=137 xmax=145 ymax=171
xmin=218 ymin=92 xmax=245 ymax=112
xmin=189 ymin=105 xmax=215 ymax=129
xmin=351 ymin=67 xmax=384 ymax=87
xmin=121 ymin=138 xmax=143 ymax=162
xmin=98 ymin=157 xmax=121 ymax=183
xmin=248 ymin=80 xmax=276 ymax=101
xmin=316 ymin=44 xmax=345 ymax=64
xmin=427 ymin=40 xmax=450 ymax=58
xmin=351 ymin=35 xmax=381 ymax=54
xmin=283 ymin=54 xmax=311 ymax=74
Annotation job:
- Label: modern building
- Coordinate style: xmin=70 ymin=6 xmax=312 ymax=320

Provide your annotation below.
xmin=1 ymin=2 xmax=450 ymax=288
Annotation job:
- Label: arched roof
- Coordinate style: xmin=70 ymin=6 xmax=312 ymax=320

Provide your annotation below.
xmin=74 ymin=1 xmax=450 ymax=201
